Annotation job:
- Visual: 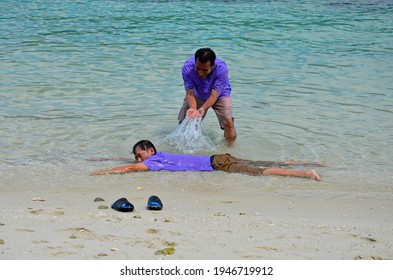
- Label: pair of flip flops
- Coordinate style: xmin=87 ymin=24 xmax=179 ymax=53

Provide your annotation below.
xmin=111 ymin=195 xmax=163 ymax=212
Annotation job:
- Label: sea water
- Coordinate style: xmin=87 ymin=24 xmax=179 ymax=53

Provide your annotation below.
xmin=1 ymin=0 xmax=393 ymax=191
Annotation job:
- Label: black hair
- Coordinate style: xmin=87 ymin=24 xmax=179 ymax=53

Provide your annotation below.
xmin=194 ymin=48 xmax=216 ymax=66
xmin=132 ymin=140 xmax=157 ymax=155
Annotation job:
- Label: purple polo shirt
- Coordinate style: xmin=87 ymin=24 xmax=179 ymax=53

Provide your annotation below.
xmin=182 ymin=56 xmax=231 ymax=100
xmin=143 ymin=152 xmax=214 ymax=172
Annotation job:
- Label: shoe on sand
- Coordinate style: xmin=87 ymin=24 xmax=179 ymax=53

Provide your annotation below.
xmin=111 ymin=197 xmax=134 ymax=212
xmin=147 ymin=195 xmax=163 ymax=211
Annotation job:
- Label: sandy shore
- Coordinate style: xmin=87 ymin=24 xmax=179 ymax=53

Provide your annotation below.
xmin=1 ymin=168 xmax=392 ymax=260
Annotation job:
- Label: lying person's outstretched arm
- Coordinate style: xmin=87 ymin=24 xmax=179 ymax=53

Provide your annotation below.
xmin=91 ymin=162 xmax=149 ymax=175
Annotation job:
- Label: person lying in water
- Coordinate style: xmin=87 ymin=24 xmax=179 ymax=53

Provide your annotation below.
xmin=92 ymin=140 xmax=323 ymax=181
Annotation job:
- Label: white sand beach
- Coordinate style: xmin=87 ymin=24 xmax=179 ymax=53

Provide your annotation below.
xmin=1 ymin=168 xmax=392 ymax=260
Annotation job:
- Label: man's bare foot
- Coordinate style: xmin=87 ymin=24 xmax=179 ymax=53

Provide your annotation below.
xmin=306 ymin=169 xmax=321 ymax=181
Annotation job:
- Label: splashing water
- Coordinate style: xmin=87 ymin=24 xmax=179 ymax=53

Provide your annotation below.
xmin=162 ymin=117 xmax=216 ymax=154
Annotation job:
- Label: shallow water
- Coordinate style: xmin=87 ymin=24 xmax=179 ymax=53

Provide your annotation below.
xmin=1 ymin=0 xmax=393 ymax=191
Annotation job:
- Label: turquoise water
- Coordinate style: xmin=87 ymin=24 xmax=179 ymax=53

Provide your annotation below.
xmin=1 ymin=0 xmax=393 ymax=190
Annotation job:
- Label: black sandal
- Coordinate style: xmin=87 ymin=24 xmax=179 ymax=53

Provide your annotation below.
xmin=147 ymin=195 xmax=163 ymax=211
xmin=111 ymin=197 xmax=134 ymax=212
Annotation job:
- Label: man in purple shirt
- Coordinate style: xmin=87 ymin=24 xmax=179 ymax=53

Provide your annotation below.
xmin=178 ymin=48 xmax=237 ymax=141
xmin=92 ymin=140 xmax=322 ymax=181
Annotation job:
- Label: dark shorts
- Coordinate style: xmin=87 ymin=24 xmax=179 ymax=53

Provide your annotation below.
xmin=210 ymin=154 xmax=267 ymax=175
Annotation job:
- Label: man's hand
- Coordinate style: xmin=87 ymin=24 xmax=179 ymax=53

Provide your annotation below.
xmin=186 ymin=108 xmax=198 ymax=119
xmin=197 ymin=107 xmax=205 ymax=117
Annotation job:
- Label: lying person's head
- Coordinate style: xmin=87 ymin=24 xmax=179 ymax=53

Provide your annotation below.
xmin=132 ymin=140 xmax=157 ymax=162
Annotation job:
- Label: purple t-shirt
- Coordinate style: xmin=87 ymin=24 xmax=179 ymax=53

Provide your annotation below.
xmin=143 ymin=152 xmax=214 ymax=172
xmin=182 ymin=56 xmax=231 ymax=100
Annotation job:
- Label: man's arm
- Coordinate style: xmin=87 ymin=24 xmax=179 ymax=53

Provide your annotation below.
xmin=197 ymin=89 xmax=219 ymax=116
xmin=185 ymin=88 xmax=197 ymax=110
xmin=91 ymin=162 xmax=149 ymax=175
xmin=201 ymin=89 xmax=219 ymax=110
xmin=185 ymin=88 xmax=199 ymax=119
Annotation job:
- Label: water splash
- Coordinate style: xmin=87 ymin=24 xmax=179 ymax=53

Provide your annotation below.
xmin=161 ymin=117 xmax=216 ymax=154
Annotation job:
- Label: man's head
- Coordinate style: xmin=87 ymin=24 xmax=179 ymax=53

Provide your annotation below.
xmin=132 ymin=140 xmax=157 ymax=162
xmin=194 ymin=48 xmax=216 ymax=78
